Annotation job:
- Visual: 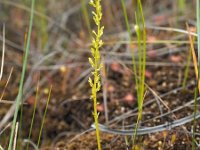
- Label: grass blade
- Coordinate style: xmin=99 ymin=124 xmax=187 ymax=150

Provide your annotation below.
xmin=133 ymin=0 xmax=146 ymax=146
xmin=121 ymin=0 xmax=138 ymax=88
xmin=13 ymin=122 xmax=19 ymax=150
xmin=8 ymin=0 xmax=35 ymax=149
xmin=37 ymin=86 xmax=52 ymax=147
xmin=26 ymin=77 xmax=40 ymax=150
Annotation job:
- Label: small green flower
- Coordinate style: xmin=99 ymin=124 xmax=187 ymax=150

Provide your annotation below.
xmin=88 ymin=0 xmax=104 ymax=150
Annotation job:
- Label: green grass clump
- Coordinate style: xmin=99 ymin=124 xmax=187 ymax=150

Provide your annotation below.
xmin=133 ymin=0 xmax=146 ymax=147
xmin=121 ymin=0 xmax=138 ymax=147
xmin=121 ymin=0 xmax=146 ymax=147
xmin=121 ymin=0 xmax=138 ymax=85
xmin=88 ymin=0 xmax=104 ymax=149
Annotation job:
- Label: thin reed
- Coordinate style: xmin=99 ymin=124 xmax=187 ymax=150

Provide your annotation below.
xmin=26 ymin=79 xmax=40 ymax=150
xmin=8 ymin=0 xmax=35 ymax=149
xmin=37 ymin=86 xmax=52 ymax=147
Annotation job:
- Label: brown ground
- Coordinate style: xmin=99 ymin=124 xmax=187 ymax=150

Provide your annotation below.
xmin=0 ymin=0 xmax=200 ymax=150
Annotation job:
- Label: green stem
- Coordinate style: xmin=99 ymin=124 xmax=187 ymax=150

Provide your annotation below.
xmin=8 ymin=0 xmax=35 ymax=149
xmin=121 ymin=0 xmax=138 ymax=93
xmin=132 ymin=0 xmax=146 ymax=147
xmin=26 ymin=79 xmax=40 ymax=150
xmin=93 ymin=82 xmax=101 ymax=150
xmin=89 ymin=0 xmax=103 ymax=149
xmin=37 ymin=86 xmax=52 ymax=147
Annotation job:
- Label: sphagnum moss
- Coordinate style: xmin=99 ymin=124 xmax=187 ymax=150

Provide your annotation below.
xmin=88 ymin=0 xmax=104 ymax=150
